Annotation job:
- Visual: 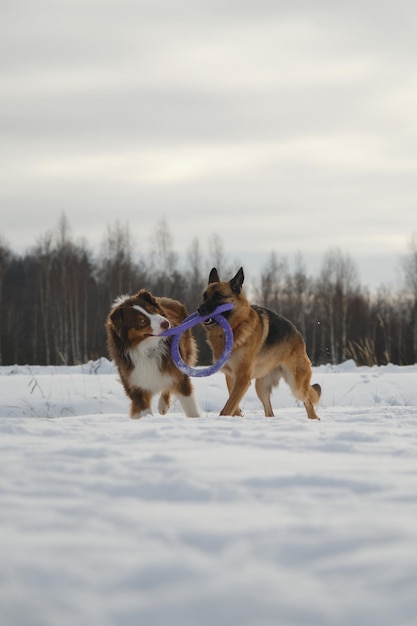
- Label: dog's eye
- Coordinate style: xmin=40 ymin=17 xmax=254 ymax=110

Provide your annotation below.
xmin=136 ymin=317 xmax=147 ymax=327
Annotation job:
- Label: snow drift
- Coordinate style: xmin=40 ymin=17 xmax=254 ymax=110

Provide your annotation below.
xmin=1 ymin=360 xmax=417 ymax=626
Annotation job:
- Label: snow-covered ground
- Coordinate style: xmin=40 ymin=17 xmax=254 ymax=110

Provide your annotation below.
xmin=1 ymin=359 xmax=417 ymax=626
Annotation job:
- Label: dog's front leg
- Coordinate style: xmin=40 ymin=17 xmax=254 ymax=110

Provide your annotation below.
xmin=221 ymin=369 xmax=251 ymax=416
xmin=174 ymin=375 xmax=201 ymax=417
xmin=129 ymin=388 xmax=153 ymax=419
xmin=225 ymin=372 xmax=243 ymax=416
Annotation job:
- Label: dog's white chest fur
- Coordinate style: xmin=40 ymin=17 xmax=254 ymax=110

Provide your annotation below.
xmin=128 ymin=338 xmax=173 ymax=392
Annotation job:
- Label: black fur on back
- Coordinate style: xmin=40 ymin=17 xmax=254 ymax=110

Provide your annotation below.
xmin=252 ymin=305 xmax=298 ymax=345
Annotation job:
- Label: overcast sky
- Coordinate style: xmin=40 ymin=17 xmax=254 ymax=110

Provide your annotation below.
xmin=1 ymin=0 xmax=416 ymax=288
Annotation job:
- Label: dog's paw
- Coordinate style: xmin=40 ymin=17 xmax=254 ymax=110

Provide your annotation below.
xmin=130 ymin=408 xmax=153 ymax=419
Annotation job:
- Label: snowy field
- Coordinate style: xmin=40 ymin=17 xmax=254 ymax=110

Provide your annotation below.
xmin=1 ymin=359 xmax=417 ymax=626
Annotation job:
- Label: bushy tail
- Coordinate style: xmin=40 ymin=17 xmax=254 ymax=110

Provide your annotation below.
xmin=310 ymin=383 xmax=321 ymax=404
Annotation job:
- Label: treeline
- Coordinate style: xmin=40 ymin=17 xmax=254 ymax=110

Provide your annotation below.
xmin=0 ymin=215 xmax=416 ymax=367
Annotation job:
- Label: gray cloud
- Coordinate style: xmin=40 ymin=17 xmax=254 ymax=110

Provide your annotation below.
xmin=1 ymin=0 xmax=417 ymax=288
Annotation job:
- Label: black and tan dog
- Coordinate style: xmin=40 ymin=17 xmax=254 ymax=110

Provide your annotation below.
xmin=198 ymin=267 xmax=321 ymax=419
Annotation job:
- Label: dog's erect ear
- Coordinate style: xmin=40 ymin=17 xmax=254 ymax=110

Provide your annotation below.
xmin=208 ymin=267 xmax=220 ymax=284
xmin=229 ymin=267 xmax=244 ymax=294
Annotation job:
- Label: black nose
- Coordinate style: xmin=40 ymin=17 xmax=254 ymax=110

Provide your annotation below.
xmin=198 ymin=304 xmax=210 ymax=316
xmin=160 ymin=319 xmax=170 ymax=330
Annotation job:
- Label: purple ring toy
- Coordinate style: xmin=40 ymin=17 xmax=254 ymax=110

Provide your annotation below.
xmin=159 ymin=303 xmax=234 ymax=377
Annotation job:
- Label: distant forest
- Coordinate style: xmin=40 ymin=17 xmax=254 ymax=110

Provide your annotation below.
xmin=1 ymin=215 xmax=416 ymax=367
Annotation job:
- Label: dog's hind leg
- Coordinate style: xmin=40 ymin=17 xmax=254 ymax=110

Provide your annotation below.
xmin=302 ymin=383 xmax=322 ymax=419
xmin=255 ymin=369 xmax=282 ymax=417
xmin=303 ymin=397 xmax=320 ymax=420
xmin=282 ymin=359 xmax=321 ymax=420
xmin=255 ymin=378 xmax=274 ymax=416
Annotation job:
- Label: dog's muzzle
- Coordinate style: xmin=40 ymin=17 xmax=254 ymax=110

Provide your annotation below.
xmin=198 ymin=303 xmax=232 ymax=327
xmin=202 ymin=317 xmax=217 ymax=327
xmin=197 ymin=304 xmax=217 ymax=326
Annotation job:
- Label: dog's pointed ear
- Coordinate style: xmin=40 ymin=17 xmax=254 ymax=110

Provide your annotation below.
xmin=230 ymin=267 xmax=244 ymax=294
xmin=208 ymin=267 xmax=220 ymax=284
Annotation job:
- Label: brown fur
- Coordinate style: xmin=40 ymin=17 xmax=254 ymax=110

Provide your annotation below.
xmin=106 ymin=289 xmax=200 ymax=419
xmin=198 ymin=267 xmax=321 ymax=419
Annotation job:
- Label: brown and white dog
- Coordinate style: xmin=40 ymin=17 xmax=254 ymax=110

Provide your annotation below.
xmin=198 ymin=267 xmax=321 ymax=419
xmin=106 ymin=289 xmax=201 ymax=419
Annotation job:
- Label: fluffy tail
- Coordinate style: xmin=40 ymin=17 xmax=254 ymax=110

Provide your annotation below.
xmin=310 ymin=383 xmax=321 ymax=404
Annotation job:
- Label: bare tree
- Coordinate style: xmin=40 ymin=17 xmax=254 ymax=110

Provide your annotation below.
xmin=33 ymin=232 xmax=54 ymax=364
xmin=185 ymin=237 xmax=205 ymax=309
xmin=208 ymin=233 xmax=231 ymax=278
xmin=401 ymin=233 xmax=417 ymax=358
xmin=284 ymin=253 xmax=310 ymax=337
xmin=98 ymin=220 xmax=138 ymax=300
xmin=3 ymin=214 xmax=417 ymax=367
xmin=28 ymin=215 xmax=96 ymax=364
xmin=402 ymin=234 xmax=417 ymax=292
xmin=256 ymin=251 xmax=288 ymax=311
xmin=0 ymin=237 xmax=12 ymax=364
xmin=316 ymin=248 xmax=360 ymax=364
xmin=150 ymin=218 xmax=178 ymax=293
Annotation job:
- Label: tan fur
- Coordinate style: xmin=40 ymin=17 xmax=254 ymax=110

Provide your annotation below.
xmin=106 ymin=289 xmax=200 ymax=419
xmin=198 ymin=268 xmax=321 ymax=419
